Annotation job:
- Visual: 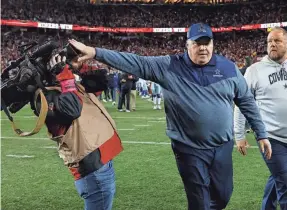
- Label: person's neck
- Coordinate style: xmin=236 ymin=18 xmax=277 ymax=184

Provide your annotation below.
xmin=275 ymin=55 xmax=287 ymax=64
xmin=281 ymin=56 xmax=287 ymax=65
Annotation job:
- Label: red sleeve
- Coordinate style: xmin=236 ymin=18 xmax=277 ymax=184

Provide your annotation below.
xmin=56 ymin=65 xmax=82 ymax=104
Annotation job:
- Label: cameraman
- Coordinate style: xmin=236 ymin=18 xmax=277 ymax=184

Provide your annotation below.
xmin=32 ymin=55 xmax=123 ymax=210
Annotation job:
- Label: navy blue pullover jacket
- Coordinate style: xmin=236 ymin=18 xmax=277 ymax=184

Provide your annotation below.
xmin=95 ymin=48 xmax=267 ymax=150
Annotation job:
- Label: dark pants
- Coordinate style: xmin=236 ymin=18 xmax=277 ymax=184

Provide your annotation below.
xmin=261 ymin=139 xmax=287 ymax=210
xmin=118 ymin=88 xmax=131 ymax=110
xmin=173 ymin=140 xmax=234 ymax=210
xmin=104 ymin=89 xmax=110 ymax=100
xmin=109 ymin=88 xmax=116 ymax=102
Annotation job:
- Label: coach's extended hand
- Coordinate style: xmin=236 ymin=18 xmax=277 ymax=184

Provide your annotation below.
xmin=68 ymin=39 xmax=95 ymax=62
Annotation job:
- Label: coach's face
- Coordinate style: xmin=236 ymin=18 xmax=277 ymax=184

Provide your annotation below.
xmin=267 ymin=30 xmax=287 ymax=63
xmin=187 ymin=37 xmax=213 ymax=65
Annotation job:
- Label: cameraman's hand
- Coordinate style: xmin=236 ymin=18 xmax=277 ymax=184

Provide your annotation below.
xmin=49 ymin=55 xmax=67 ymax=75
xmin=50 ymin=55 xmax=76 ymax=93
xmin=68 ymin=39 xmax=96 ymax=62
xmin=70 ymin=57 xmax=83 ymax=71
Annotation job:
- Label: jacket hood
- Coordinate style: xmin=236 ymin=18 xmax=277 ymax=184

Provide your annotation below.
xmin=261 ymin=55 xmax=283 ymax=67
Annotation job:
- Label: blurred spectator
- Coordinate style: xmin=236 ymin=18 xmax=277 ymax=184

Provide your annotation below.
xmin=130 ymin=74 xmax=139 ymax=111
xmin=107 ymin=68 xmax=119 ymax=105
xmin=118 ymin=73 xmax=133 ymax=112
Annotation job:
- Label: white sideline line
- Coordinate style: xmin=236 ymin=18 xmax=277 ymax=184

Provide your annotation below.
xmin=1 ymin=137 xmax=48 ymax=140
xmin=148 ymin=121 xmax=166 ymax=123
xmin=41 ymin=146 xmax=57 ymax=149
xmin=113 ymin=117 xmax=165 ymax=120
xmin=6 ymin=154 xmax=34 ymax=158
xmin=235 ymin=145 xmax=258 ymax=148
xmin=134 ymin=125 xmax=151 ymax=127
xmin=118 ymin=128 xmax=135 ymax=131
xmin=1 ymin=136 xmax=259 ymax=149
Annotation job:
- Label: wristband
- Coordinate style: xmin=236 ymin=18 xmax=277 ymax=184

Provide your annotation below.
xmin=60 ymin=79 xmax=77 ymax=93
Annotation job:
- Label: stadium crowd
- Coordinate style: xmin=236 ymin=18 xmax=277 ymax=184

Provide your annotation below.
xmin=1 ymin=28 xmax=267 ymax=70
xmin=1 ymin=0 xmax=286 ymax=69
xmin=1 ymin=0 xmax=286 ymax=28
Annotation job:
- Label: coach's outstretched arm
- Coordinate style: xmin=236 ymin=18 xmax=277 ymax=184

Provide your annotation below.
xmin=69 ymin=39 xmax=170 ymax=88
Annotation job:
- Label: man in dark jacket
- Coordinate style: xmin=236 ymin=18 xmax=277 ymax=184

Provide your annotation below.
xmin=118 ymin=73 xmax=133 ymax=112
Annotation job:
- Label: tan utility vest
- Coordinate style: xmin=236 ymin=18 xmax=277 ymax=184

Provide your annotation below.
xmin=47 ymin=84 xmax=122 ymax=167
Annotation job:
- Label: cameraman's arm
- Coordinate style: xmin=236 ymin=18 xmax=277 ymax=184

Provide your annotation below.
xmin=55 ymin=65 xmax=82 ymax=121
xmin=50 ymin=55 xmax=82 ymax=121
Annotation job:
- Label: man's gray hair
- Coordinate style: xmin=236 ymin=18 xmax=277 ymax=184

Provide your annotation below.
xmin=269 ymin=27 xmax=287 ymax=39
xmin=186 ymin=39 xmax=193 ymax=48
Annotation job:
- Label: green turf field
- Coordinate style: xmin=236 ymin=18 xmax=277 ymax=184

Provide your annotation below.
xmin=1 ymin=97 xmax=271 ymax=210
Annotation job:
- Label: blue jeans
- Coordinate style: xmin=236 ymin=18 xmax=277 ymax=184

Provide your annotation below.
xmin=173 ymin=140 xmax=234 ymax=210
xmin=261 ymin=139 xmax=287 ymax=210
xmin=75 ymin=161 xmax=116 ymax=210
